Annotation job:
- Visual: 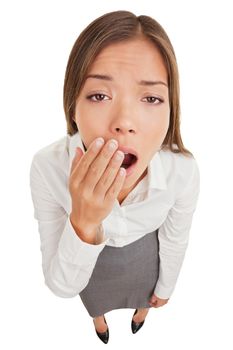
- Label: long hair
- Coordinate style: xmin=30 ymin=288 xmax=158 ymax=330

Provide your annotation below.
xmin=63 ymin=10 xmax=193 ymax=157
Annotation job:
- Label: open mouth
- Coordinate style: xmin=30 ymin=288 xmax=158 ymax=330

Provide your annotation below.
xmin=121 ymin=153 xmax=138 ymax=169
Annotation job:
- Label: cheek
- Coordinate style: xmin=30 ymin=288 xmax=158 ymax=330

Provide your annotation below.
xmin=152 ymin=118 xmax=169 ymax=138
xmin=161 ymin=119 xmax=170 ymax=136
xmin=145 ymin=119 xmax=169 ymax=152
xmin=157 ymin=111 xmax=170 ymax=135
xmin=75 ymin=104 xmax=99 ymax=130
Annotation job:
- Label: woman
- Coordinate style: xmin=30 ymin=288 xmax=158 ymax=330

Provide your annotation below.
xmin=30 ymin=10 xmax=200 ymax=344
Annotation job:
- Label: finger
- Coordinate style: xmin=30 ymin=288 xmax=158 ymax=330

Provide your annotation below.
xmin=94 ymin=150 xmax=125 ymax=198
xmin=70 ymin=137 xmax=105 ymax=183
xmin=104 ymin=166 xmax=126 ymax=202
xmin=151 ymin=297 xmax=157 ymax=303
xmin=149 ymin=304 xmax=156 ymax=308
xmin=149 ymin=300 xmax=158 ymax=307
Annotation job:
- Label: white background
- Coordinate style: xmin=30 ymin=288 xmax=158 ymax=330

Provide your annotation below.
xmin=1 ymin=0 xmax=232 ymax=348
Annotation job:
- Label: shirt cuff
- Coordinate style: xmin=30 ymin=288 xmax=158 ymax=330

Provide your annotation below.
xmin=153 ymin=282 xmax=174 ymax=299
xmin=58 ymin=216 xmax=110 ymax=265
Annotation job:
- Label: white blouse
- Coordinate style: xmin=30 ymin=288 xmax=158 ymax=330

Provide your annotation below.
xmin=29 ymin=132 xmax=200 ymax=299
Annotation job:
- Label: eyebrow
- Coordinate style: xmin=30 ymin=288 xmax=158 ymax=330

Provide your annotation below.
xmin=85 ymin=74 xmax=168 ymax=87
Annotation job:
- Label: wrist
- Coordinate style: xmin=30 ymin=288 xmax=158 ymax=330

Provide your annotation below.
xmin=69 ymin=213 xmax=101 ymax=244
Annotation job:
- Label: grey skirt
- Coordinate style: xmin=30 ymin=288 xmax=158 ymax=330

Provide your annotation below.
xmin=79 ymin=229 xmax=160 ymax=318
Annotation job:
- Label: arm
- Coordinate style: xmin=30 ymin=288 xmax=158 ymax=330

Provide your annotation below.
xmin=154 ymin=157 xmax=200 ymax=299
xmin=29 ymin=157 xmax=109 ymax=298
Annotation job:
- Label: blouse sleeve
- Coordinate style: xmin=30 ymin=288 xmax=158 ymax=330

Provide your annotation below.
xmin=154 ymin=157 xmax=200 ymax=299
xmin=29 ymin=157 xmax=110 ymax=298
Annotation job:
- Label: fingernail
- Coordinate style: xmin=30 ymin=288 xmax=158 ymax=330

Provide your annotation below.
xmin=95 ymin=137 xmax=104 ymax=148
xmin=108 ymin=139 xmax=118 ymax=150
xmin=119 ymin=167 xmax=126 ymax=176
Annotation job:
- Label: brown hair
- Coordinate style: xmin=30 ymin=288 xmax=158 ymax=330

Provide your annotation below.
xmin=63 ymin=10 xmax=193 ymax=158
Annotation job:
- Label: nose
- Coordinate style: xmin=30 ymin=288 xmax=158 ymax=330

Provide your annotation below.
xmin=109 ymin=102 xmax=137 ymax=136
xmin=113 ymin=125 xmax=135 ymax=134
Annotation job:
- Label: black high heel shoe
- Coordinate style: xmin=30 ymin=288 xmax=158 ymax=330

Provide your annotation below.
xmin=93 ymin=315 xmax=109 ymax=344
xmin=131 ymin=309 xmax=145 ymax=334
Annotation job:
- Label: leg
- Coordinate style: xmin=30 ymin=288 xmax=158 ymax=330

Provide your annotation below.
xmin=93 ymin=314 xmax=108 ymax=333
xmin=133 ymin=307 xmax=150 ymax=323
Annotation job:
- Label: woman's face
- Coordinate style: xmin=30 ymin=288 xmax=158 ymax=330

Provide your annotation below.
xmin=74 ymin=37 xmax=170 ymax=202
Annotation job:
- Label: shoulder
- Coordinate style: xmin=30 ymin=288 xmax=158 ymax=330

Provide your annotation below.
xmin=160 ymin=144 xmax=199 ymax=173
xmin=159 ymin=144 xmax=200 ymax=193
xmin=30 ymin=134 xmax=70 ymax=179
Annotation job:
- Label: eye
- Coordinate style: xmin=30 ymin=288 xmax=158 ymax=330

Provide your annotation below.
xmin=86 ymin=93 xmax=164 ymax=105
xmin=143 ymin=96 xmax=164 ymax=105
xmin=86 ymin=93 xmax=109 ymax=102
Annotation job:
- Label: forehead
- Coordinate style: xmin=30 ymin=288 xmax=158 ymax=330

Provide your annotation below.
xmin=86 ymin=38 xmax=168 ymax=80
